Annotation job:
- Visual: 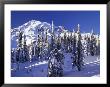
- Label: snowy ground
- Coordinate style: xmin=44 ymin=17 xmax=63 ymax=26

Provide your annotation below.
xmin=11 ymin=53 xmax=100 ymax=77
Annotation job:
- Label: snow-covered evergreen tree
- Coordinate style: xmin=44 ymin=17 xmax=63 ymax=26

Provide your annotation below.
xmin=42 ymin=28 xmax=49 ymax=61
xmin=15 ymin=30 xmax=23 ymax=70
xmin=66 ymin=32 xmax=70 ymax=53
xmin=63 ymin=31 xmax=68 ymax=52
xmin=56 ymin=35 xmax=61 ymax=50
xmin=22 ymin=34 xmax=29 ymax=62
xmin=49 ymin=20 xmax=56 ymax=52
xmin=72 ymin=24 xmax=84 ymax=71
xmin=71 ymin=30 xmax=77 ymax=69
xmin=11 ymin=48 xmax=16 ymax=63
xmin=96 ymin=35 xmax=100 ymax=55
xmin=90 ymin=29 xmax=97 ymax=56
xmin=82 ymin=34 xmax=88 ymax=56
xmin=47 ymin=48 xmax=64 ymax=77
xmin=36 ymin=34 xmax=42 ymax=62
xmin=28 ymin=40 xmax=33 ymax=72
xmin=86 ymin=35 xmax=91 ymax=56
xmin=68 ymin=32 xmax=72 ymax=53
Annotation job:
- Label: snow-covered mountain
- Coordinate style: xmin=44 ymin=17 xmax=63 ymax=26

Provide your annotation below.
xmin=11 ymin=20 xmax=57 ymax=48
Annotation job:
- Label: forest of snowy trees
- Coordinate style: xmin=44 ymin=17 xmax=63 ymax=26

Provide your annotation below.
xmin=11 ymin=21 xmax=100 ymax=77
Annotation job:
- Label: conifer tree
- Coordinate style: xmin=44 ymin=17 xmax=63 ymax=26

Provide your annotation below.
xmin=49 ymin=20 xmax=56 ymax=52
xmin=15 ymin=30 xmax=23 ymax=70
xmin=72 ymin=24 xmax=84 ymax=71
xmin=96 ymin=35 xmax=100 ymax=55
xmin=83 ymin=35 xmax=88 ymax=56
xmin=47 ymin=48 xmax=64 ymax=77
xmin=71 ymin=31 xmax=77 ymax=69
xmin=56 ymin=35 xmax=61 ymax=50
xmin=22 ymin=34 xmax=29 ymax=62
xmin=63 ymin=31 xmax=67 ymax=52
xmin=86 ymin=35 xmax=91 ymax=56
xmin=36 ymin=34 xmax=41 ymax=62
xmin=90 ymin=29 xmax=96 ymax=56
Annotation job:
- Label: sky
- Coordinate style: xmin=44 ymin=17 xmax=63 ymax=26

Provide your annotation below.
xmin=11 ymin=11 xmax=100 ymax=34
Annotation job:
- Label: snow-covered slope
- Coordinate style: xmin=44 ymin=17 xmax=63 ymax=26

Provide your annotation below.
xmin=11 ymin=53 xmax=100 ymax=77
